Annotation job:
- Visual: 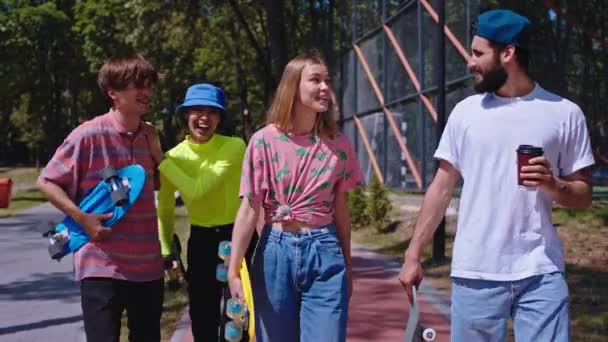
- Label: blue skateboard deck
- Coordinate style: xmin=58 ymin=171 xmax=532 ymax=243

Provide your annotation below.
xmin=46 ymin=164 xmax=146 ymax=260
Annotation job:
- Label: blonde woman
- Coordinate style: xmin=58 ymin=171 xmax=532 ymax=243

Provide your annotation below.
xmin=227 ymin=53 xmax=363 ymax=341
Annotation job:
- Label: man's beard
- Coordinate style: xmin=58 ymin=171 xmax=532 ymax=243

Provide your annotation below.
xmin=472 ymin=65 xmax=508 ymax=93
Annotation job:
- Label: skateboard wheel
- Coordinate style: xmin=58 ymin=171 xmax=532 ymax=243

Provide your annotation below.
xmin=224 ymin=321 xmax=243 ymax=341
xmin=226 ymin=298 xmax=245 ymax=321
xmin=48 ymin=243 xmax=66 ymax=260
xmin=218 ymin=240 xmax=231 ymax=260
xmin=422 ymin=328 xmax=436 ymax=341
xmin=216 ymin=263 xmax=228 ymax=282
xmin=111 ymin=188 xmax=128 ymax=206
xmin=99 ymin=166 xmax=118 ymax=181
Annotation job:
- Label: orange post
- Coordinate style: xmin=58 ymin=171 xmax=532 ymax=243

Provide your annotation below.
xmin=0 ymin=178 xmax=13 ymax=208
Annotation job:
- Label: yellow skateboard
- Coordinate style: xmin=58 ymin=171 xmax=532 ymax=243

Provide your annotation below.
xmin=219 ymin=241 xmax=255 ymax=341
xmin=239 ymin=260 xmax=255 ymax=339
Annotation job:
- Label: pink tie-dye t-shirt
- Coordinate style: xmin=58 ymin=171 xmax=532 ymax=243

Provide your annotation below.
xmin=240 ymin=124 xmax=364 ymax=227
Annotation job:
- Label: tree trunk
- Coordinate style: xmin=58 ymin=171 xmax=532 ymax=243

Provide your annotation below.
xmin=231 ymin=21 xmax=251 ymax=141
xmin=263 ymin=0 xmax=289 ymax=87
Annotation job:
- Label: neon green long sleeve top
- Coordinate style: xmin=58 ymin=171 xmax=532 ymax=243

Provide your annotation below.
xmin=157 ymin=134 xmax=246 ymax=256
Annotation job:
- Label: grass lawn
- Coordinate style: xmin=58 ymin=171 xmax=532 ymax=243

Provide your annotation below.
xmin=0 ymin=167 xmax=44 ymax=217
xmin=0 ymin=166 xmax=40 ymax=187
xmin=352 ymin=196 xmax=608 ymax=342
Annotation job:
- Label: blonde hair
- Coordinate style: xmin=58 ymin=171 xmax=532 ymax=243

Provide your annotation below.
xmin=266 ymin=52 xmax=338 ymax=138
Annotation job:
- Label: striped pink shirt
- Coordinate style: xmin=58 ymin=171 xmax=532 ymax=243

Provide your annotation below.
xmin=40 ymin=112 xmax=163 ymax=282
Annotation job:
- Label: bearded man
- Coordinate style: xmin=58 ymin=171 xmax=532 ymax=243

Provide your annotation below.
xmin=398 ymin=9 xmax=595 ymax=342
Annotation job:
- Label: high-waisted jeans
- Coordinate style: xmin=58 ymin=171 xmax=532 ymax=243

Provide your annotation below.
xmin=251 ymin=224 xmax=348 ymax=342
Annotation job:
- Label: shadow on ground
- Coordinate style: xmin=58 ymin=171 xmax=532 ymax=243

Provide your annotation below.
xmin=0 ymin=314 xmax=83 ymax=336
xmin=0 ymin=271 xmax=79 ymax=303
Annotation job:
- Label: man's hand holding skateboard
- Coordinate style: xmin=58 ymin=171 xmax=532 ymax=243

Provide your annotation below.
xmin=399 ymin=251 xmax=424 ymax=304
xmin=75 ymin=211 xmax=113 ymax=241
xmin=400 ymin=250 xmax=436 ymax=342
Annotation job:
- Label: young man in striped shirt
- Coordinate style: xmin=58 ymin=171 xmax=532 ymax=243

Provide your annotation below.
xmin=38 ymin=54 xmax=165 ymax=342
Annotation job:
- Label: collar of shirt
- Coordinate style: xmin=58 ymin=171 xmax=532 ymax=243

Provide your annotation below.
xmin=185 ymin=134 xmax=221 ymax=153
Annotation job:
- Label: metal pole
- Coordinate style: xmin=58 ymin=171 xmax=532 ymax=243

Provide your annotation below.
xmin=432 ymin=0 xmax=446 ymax=262
xmin=352 ymin=0 xmax=359 ymax=158
xmin=417 ymin=0 xmax=426 ymax=189
xmin=382 ymin=0 xmax=388 ymax=181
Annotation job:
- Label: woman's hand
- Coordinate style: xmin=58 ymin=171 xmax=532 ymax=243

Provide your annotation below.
xmin=228 ymin=273 xmax=244 ymax=301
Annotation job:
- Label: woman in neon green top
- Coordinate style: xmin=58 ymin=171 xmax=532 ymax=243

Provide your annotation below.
xmin=156 ymin=83 xmax=252 ymax=341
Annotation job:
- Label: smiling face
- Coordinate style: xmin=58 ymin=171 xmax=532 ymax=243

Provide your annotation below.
xmin=294 ymin=63 xmax=330 ymax=115
xmin=469 ymin=36 xmax=508 ymax=93
xmin=186 ymin=106 xmax=221 ymax=143
xmin=107 ymin=81 xmax=153 ymax=117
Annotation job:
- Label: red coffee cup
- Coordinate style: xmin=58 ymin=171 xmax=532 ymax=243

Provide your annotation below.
xmin=517 ymin=145 xmax=544 ymax=186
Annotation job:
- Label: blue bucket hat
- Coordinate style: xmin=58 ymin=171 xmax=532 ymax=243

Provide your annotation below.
xmin=476 ymin=9 xmax=531 ymax=48
xmin=176 ymin=83 xmax=226 ymax=116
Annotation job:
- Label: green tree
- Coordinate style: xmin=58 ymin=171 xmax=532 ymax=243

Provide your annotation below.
xmin=10 ymin=94 xmax=45 ymax=167
xmin=73 ymin=0 xmax=134 ymax=72
xmin=0 ymin=1 xmax=77 ymax=164
xmin=0 ymin=0 xmax=364 ymax=165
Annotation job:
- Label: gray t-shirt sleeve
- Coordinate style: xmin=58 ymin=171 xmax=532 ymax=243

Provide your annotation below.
xmin=559 ymin=106 xmax=595 ymax=176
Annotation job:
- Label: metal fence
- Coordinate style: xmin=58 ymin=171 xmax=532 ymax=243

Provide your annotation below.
xmin=338 ymin=0 xmax=608 ymax=191
xmin=338 ymin=0 xmax=478 ymax=190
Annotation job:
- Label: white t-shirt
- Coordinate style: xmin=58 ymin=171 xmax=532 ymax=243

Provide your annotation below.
xmin=435 ymin=84 xmax=595 ymax=281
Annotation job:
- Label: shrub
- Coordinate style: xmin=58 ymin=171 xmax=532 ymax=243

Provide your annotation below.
xmin=364 ymin=175 xmax=392 ymax=233
xmin=347 ymin=185 xmax=368 ymax=229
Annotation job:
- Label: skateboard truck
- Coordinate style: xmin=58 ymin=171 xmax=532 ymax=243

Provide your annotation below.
xmin=99 ymin=166 xmax=129 ymax=206
xmin=42 ymin=221 xmax=68 ymax=260
xmin=225 ymin=297 xmax=249 ymax=341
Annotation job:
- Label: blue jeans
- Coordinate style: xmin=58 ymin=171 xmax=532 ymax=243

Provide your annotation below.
xmin=251 ymin=224 xmax=348 ymax=342
xmin=451 ymin=272 xmax=569 ymax=342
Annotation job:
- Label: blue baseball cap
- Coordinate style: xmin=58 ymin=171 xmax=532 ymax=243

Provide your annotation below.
xmin=176 ymin=83 xmax=226 ymax=116
xmin=475 ymin=9 xmax=531 ymax=48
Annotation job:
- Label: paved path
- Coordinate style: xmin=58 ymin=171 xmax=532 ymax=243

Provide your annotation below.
xmin=0 ymin=203 xmax=85 ymax=342
xmin=0 ymin=200 xmax=452 ymax=342
xmin=172 ymin=243 xmax=451 ymax=342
